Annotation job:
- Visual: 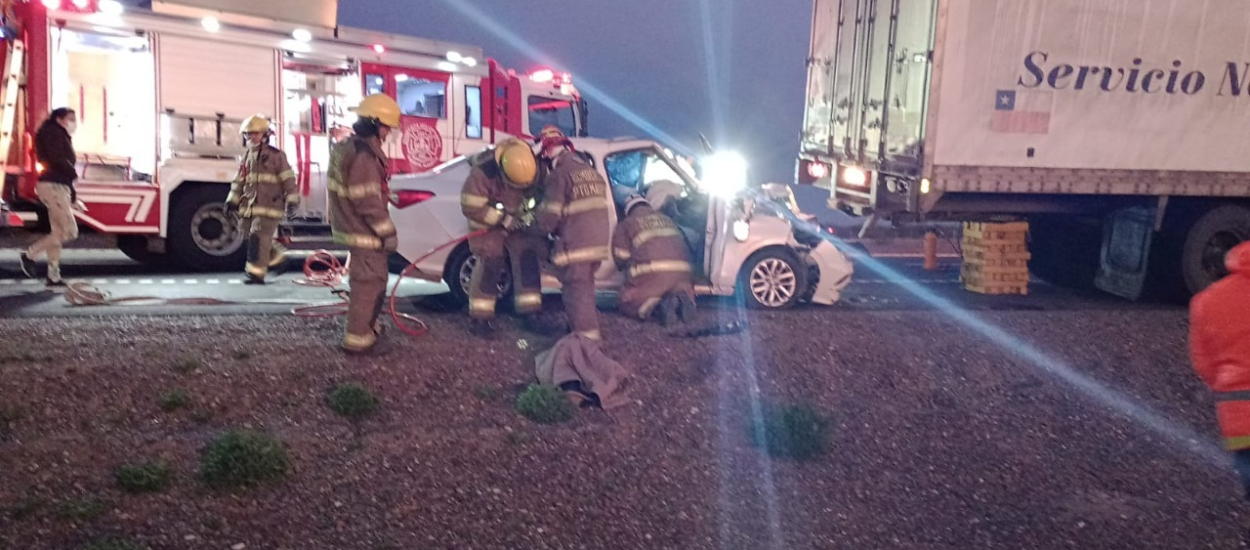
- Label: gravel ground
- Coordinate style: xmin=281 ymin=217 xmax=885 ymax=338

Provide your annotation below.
xmin=0 ymin=304 xmax=1242 ymax=549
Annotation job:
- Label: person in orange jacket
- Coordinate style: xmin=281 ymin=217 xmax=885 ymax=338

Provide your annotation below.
xmin=1190 ymin=241 xmax=1250 ymax=499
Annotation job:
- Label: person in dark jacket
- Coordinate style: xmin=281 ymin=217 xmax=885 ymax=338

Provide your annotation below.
xmin=20 ymin=108 xmax=81 ymax=287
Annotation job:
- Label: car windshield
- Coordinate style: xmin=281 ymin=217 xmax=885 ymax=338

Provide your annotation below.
xmin=528 ymin=96 xmax=577 ymax=137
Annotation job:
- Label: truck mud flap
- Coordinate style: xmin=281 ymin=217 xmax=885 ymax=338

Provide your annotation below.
xmin=1094 ymin=207 xmax=1154 ymax=300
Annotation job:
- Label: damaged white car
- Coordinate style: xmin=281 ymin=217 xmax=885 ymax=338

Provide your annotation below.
xmin=388 ymin=138 xmax=853 ymax=309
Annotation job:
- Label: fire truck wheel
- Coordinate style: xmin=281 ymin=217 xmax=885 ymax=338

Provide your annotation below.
xmin=738 ymin=247 xmax=808 ymax=309
xmin=117 ymin=235 xmax=172 ymax=267
xmin=443 ymin=243 xmax=512 ymax=308
xmin=167 ymin=185 xmax=247 ymax=271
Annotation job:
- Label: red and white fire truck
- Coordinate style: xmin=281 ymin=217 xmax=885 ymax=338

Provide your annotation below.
xmin=0 ymin=0 xmax=587 ymax=270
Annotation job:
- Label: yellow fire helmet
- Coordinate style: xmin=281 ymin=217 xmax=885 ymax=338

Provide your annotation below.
xmin=353 ymin=93 xmax=401 ymax=128
xmin=241 ymin=114 xmax=271 ymax=134
xmin=494 ymin=139 xmax=538 ymax=188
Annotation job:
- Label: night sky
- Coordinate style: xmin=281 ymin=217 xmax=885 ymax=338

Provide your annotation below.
xmin=336 ymin=0 xmax=814 ymax=183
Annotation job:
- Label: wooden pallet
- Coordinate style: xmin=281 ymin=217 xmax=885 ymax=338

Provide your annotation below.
xmin=963 ymin=281 xmax=1029 ymax=295
xmin=962 ymin=237 xmax=1029 ymax=253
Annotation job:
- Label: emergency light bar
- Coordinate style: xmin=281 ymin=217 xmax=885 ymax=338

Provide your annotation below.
xmin=40 ymin=0 xmax=100 ymax=13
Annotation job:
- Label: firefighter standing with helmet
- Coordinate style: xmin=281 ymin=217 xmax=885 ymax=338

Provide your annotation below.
xmin=529 ymin=126 xmax=610 ymax=341
xmin=461 ymin=138 xmax=549 ymax=338
xmin=225 ymin=114 xmax=299 ymax=284
xmin=612 ymin=195 xmax=696 ymax=325
xmin=328 ymin=94 xmax=402 ymax=355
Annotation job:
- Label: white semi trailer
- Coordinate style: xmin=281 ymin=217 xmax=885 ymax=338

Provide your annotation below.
xmin=797 ymin=0 xmax=1250 ymax=299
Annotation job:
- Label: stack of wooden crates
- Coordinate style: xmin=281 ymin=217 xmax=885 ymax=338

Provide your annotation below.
xmin=961 ymin=221 xmax=1030 ymax=295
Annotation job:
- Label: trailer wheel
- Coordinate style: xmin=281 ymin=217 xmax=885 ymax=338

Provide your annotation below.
xmin=739 ymin=248 xmax=808 ymax=309
xmin=1179 ymin=205 xmax=1250 ymax=294
xmin=117 ymin=235 xmax=171 ymax=267
xmin=442 ymin=243 xmax=511 ymax=308
xmin=167 ymin=185 xmax=246 ymax=271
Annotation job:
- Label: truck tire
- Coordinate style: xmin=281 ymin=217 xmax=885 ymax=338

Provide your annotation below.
xmin=738 ymin=248 xmax=808 ymax=309
xmin=117 ymin=235 xmax=171 ymax=267
xmin=1027 ymin=215 xmax=1100 ymax=289
xmin=1178 ymin=205 xmax=1250 ymax=295
xmin=167 ymin=185 xmax=246 ymax=271
xmin=442 ymin=243 xmax=511 ymax=308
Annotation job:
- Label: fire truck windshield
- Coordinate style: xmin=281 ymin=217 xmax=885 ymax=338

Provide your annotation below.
xmin=528 ymin=96 xmax=577 ymax=137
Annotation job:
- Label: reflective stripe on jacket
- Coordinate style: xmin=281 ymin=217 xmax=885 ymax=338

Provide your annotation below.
xmin=611 ymin=205 xmax=692 ymax=280
xmin=327 ymin=137 xmax=395 ymax=250
xmin=531 ymin=152 xmax=610 ymax=266
xmin=228 ymin=143 xmax=298 ymax=219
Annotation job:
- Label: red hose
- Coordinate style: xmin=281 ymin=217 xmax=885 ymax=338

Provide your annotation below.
xmin=388 ymin=228 xmax=488 ymax=337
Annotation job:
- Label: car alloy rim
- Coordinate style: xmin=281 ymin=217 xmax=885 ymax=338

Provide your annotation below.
xmin=749 ymin=258 xmax=796 ymax=307
xmin=460 ymin=255 xmax=511 ymax=296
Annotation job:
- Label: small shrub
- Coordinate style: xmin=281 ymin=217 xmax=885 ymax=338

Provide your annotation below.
xmin=190 ymin=408 xmax=214 ymax=424
xmin=199 ymin=430 xmax=290 ymax=489
xmin=157 ymin=390 xmax=190 ymax=412
xmin=515 ymin=384 xmax=574 ymax=424
xmin=327 ymin=383 xmax=380 ymax=421
xmin=81 ymin=537 xmax=147 ymax=550
xmin=749 ymin=403 xmax=832 ymax=460
xmin=58 ymin=497 xmax=106 ymax=521
xmin=116 ymin=461 xmax=173 ymax=494
xmin=231 ymin=348 xmax=252 ymax=361
xmin=172 ymin=356 xmax=201 ymax=374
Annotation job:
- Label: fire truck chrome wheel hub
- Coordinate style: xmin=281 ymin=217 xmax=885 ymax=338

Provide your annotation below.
xmin=750 ymin=258 xmax=796 ymax=307
xmin=191 ymin=203 xmax=244 ymax=256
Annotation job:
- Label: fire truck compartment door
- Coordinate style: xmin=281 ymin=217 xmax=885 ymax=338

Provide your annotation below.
xmin=157 ymin=34 xmax=276 ymax=121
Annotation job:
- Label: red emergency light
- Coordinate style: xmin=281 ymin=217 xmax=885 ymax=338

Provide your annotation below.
xmin=390 ymin=189 xmax=435 ymax=209
xmin=40 ymin=0 xmax=98 ymax=13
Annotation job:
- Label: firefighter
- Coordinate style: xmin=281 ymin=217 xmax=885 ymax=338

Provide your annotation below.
xmin=225 ymin=114 xmax=298 ymax=284
xmin=328 ymin=94 xmax=402 ymax=355
xmin=460 ymin=138 xmax=548 ymax=338
xmin=1190 ymin=242 xmax=1250 ymax=500
xmin=529 ymin=126 xmax=610 ymax=341
xmin=611 ymin=195 xmax=696 ymax=325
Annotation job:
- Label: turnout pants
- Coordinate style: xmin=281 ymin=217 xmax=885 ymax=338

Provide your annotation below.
xmin=467 ymin=230 xmax=545 ymax=320
xmin=343 ymin=247 xmax=388 ymax=352
xmin=25 ymin=182 xmax=79 ymax=282
xmin=239 ymin=216 xmax=288 ymax=279
xmin=560 ymin=262 xmax=601 ymax=341
xmin=619 ymin=273 xmax=695 ymax=320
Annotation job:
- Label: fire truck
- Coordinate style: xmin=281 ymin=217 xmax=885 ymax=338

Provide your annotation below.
xmin=0 ymin=0 xmax=588 ymax=270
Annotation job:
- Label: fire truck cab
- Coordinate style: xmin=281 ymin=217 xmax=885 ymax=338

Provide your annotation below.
xmin=0 ymin=0 xmax=587 ymax=270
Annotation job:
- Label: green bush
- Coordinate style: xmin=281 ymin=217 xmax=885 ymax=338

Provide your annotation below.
xmin=749 ymin=403 xmax=832 ymax=460
xmin=327 ymin=383 xmax=380 ymax=421
xmin=199 ymin=430 xmax=290 ymax=489
xmin=515 ymin=384 xmax=575 ymax=424
xmin=116 ymin=461 xmax=173 ymax=493
xmin=58 ymin=497 xmax=106 ymax=521
xmin=81 ymin=537 xmax=147 ymax=550
xmin=157 ymin=390 xmax=190 ymax=412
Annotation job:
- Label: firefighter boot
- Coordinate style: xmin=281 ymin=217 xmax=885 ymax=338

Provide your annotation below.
xmin=657 ymin=295 xmax=680 ymax=327
xmin=469 ymin=318 xmax=497 ymax=340
xmin=676 ymin=292 xmax=697 ymax=325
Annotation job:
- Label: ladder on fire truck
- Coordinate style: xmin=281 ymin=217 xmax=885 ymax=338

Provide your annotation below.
xmin=0 ymin=38 xmax=23 ymax=226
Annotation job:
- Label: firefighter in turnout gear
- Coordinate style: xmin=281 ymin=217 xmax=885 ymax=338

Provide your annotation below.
xmin=529 ymin=126 xmax=610 ymax=341
xmin=612 ymin=195 xmax=696 ymax=325
xmin=328 ymin=94 xmax=402 ymax=355
xmin=461 ymin=139 xmax=548 ymax=338
xmin=225 ymin=115 xmax=298 ymax=284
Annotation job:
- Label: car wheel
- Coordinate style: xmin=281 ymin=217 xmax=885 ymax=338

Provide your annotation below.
xmin=443 ymin=243 xmax=512 ymax=307
xmin=167 ymin=185 xmax=246 ymax=271
xmin=739 ymin=248 xmax=808 ymax=309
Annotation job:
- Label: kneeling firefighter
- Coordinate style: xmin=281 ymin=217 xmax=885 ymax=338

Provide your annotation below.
xmin=328 ymin=94 xmax=402 ymax=355
xmin=461 ymin=138 xmax=548 ymax=338
xmin=612 ymin=195 xmax=696 ymax=325
xmin=225 ymin=115 xmax=299 ymax=284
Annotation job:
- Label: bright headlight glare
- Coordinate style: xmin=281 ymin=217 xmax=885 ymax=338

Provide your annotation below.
xmin=701 ymin=151 xmax=749 ymax=198
xmin=842 ymin=166 xmax=868 ymax=186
